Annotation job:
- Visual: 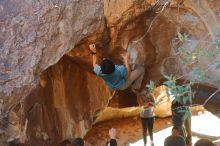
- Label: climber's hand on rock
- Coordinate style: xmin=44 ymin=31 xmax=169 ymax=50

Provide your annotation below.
xmin=109 ymin=128 xmax=116 ymax=139
xmin=89 ymin=44 xmax=96 ymax=53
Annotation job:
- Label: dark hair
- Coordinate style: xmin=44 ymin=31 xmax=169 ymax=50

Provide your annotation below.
xmin=100 ymin=59 xmax=115 ymax=74
xmin=194 ymin=139 xmax=215 ymax=146
xmin=72 ymin=138 xmax=84 ymax=146
xmin=172 ymin=126 xmax=180 ymax=132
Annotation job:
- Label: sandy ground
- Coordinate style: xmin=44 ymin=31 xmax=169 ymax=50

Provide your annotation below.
xmin=85 ymin=116 xmax=172 ymax=146
xmin=131 ymin=111 xmax=220 ymax=146
xmin=85 ymin=111 xmax=220 ymax=146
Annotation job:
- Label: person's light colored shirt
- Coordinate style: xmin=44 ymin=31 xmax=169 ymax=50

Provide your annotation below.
xmin=140 ymin=106 xmax=155 ymax=118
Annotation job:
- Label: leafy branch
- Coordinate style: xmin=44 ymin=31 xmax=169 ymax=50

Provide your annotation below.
xmin=146 ymin=80 xmax=155 ymax=91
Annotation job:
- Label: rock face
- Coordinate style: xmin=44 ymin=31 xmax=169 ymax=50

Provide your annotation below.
xmin=0 ymin=0 xmax=104 ymax=144
xmin=1 ymin=0 xmax=220 ymax=145
xmin=0 ymin=0 xmax=104 ymax=117
xmin=2 ymin=56 xmax=111 ymax=145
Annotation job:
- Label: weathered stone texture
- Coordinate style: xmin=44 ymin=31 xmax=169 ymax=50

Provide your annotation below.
xmin=1 ymin=0 xmax=220 ymax=145
xmin=0 ymin=0 xmax=104 ymax=116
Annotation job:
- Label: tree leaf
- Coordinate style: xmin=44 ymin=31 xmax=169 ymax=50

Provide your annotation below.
xmin=216 ymin=63 xmax=220 ymax=70
xmin=182 ymin=96 xmax=188 ymax=104
xmin=177 ymin=109 xmax=187 ymax=113
xmin=177 ymin=32 xmax=184 ymax=42
xmin=146 ymin=80 xmax=155 ymax=91
xmin=207 ymin=51 xmax=215 ymax=57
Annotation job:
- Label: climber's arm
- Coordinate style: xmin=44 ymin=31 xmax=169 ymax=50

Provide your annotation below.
xmin=89 ymin=44 xmax=97 ymax=68
xmin=92 ymin=53 xmax=97 ymax=68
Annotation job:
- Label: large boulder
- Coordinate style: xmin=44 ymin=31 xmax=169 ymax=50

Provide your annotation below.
xmin=0 ymin=0 xmax=105 ymax=145
xmin=1 ymin=0 xmax=220 ymax=145
xmin=0 ymin=0 xmax=104 ymax=117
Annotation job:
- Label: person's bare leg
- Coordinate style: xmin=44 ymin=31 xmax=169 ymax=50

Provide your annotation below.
xmin=131 ymin=66 xmax=145 ymax=90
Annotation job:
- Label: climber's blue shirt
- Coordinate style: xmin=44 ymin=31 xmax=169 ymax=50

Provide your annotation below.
xmin=94 ymin=64 xmax=127 ymax=89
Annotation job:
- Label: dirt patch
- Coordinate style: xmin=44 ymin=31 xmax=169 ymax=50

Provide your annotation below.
xmin=85 ymin=116 xmax=171 ymax=146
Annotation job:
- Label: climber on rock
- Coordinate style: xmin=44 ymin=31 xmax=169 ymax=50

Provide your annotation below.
xmin=89 ymin=44 xmax=145 ymax=92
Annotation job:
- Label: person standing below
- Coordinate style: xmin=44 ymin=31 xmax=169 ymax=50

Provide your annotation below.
xmin=88 ymin=44 xmax=145 ymax=91
xmin=139 ymin=91 xmax=155 ymax=146
xmin=164 ymin=126 xmax=186 ymax=146
xmin=194 ymin=139 xmax=216 ymax=146
xmin=106 ymin=128 xmax=117 ymax=146
xmin=171 ymin=100 xmax=192 ymax=146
